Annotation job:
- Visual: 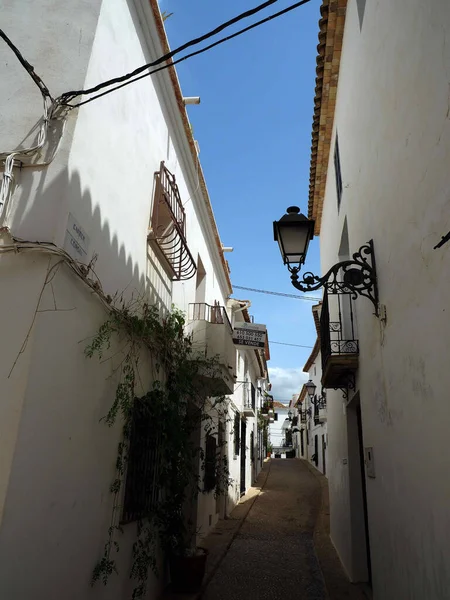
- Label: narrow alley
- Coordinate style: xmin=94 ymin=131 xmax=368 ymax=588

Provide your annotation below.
xmin=200 ymin=460 xmax=368 ymax=600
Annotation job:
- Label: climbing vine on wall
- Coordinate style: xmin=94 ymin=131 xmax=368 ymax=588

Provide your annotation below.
xmin=86 ymin=300 xmax=231 ymax=599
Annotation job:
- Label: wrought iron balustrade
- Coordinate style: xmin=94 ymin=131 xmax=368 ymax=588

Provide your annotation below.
xmin=148 ymin=161 xmax=197 ymax=281
xmin=321 ymin=291 xmax=359 ymax=389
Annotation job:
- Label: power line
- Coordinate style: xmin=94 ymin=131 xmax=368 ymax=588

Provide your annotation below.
xmin=233 ymin=285 xmax=321 ymax=301
xmin=0 ymin=28 xmax=53 ymax=99
xmin=60 ymin=0 xmax=279 ymax=102
xmin=270 ymin=341 xmax=313 ymax=349
xmin=58 ymin=0 xmax=312 ymax=107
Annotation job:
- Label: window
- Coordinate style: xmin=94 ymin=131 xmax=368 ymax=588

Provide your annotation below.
xmin=314 ymin=398 xmax=320 ymax=426
xmin=204 ymin=434 xmax=217 ymax=492
xmin=356 ymin=0 xmax=366 ymax=30
xmin=234 ymin=412 xmax=240 ymax=455
xmin=251 ymin=384 xmax=256 ymax=411
xmin=334 ymin=135 xmax=343 ymax=210
xmin=122 ymin=399 xmax=161 ymax=523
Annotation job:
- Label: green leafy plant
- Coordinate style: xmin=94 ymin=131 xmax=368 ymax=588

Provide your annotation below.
xmin=87 ymin=300 xmax=231 ymax=599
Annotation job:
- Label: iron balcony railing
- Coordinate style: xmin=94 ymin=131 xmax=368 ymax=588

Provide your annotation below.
xmin=243 ymin=382 xmax=256 ymax=412
xmin=320 ymin=291 xmax=359 ymax=372
xmin=148 ymin=161 xmax=197 ymax=281
xmin=188 ymin=302 xmax=233 ymax=334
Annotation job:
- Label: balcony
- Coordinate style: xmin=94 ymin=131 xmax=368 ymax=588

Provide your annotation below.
xmin=314 ymin=399 xmax=327 ymax=425
xmin=321 ymin=291 xmax=359 ymax=389
xmin=148 ymin=162 xmax=197 ymax=281
xmin=300 ymin=410 xmax=307 ymax=424
xmin=186 ymin=303 xmax=236 ymax=395
xmin=260 ymin=396 xmax=274 ymax=420
xmin=243 ymin=382 xmax=256 ymax=417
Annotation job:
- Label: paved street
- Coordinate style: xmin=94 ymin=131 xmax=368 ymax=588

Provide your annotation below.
xmin=202 ymin=459 xmax=327 ymax=600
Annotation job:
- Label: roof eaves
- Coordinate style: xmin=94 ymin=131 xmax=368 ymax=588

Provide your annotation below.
xmin=302 ymin=303 xmax=322 ymax=372
xmin=148 ymin=0 xmax=233 ymax=295
xmin=308 ymin=0 xmax=348 ymax=234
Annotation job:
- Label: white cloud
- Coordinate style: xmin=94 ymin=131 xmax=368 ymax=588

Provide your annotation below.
xmin=268 ymin=367 xmax=308 ymax=403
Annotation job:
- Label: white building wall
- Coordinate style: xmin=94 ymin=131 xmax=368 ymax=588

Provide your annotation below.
xmin=304 ymin=359 xmax=328 ymax=476
xmin=0 ymin=1 xmax=231 ymax=598
xmin=320 ymin=0 xmax=450 ymax=596
xmin=223 ymin=337 xmax=267 ymax=514
xmin=269 ymin=405 xmax=289 ymax=452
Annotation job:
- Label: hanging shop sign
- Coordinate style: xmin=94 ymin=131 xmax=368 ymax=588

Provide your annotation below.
xmin=232 ymin=322 xmax=267 ymax=349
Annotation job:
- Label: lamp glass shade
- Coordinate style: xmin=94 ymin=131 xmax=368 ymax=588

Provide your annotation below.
xmin=273 ymin=206 xmax=315 ymax=267
xmin=305 ymin=379 xmax=316 ymax=398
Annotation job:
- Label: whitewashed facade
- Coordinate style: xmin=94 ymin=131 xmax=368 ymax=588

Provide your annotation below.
xmin=268 ymin=402 xmax=289 ymax=455
xmin=292 ymin=304 xmax=328 ymax=475
xmin=308 ymin=0 xmax=450 ymax=597
xmin=225 ymin=301 xmax=269 ymax=513
xmin=0 ymin=1 xmax=237 ymax=598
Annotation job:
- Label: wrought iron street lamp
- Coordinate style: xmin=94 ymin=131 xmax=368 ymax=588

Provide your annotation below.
xmin=305 ymin=379 xmax=316 ymax=400
xmin=273 ymin=206 xmax=379 ymax=314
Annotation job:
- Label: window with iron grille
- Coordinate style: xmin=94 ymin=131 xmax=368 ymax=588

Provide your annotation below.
xmin=314 ymin=400 xmax=320 ymax=426
xmin=122 ymin=399 xmax=161 ymax=524
xmin=204 ymin=434 xmax=217 ymax=492
xmin=234 ymin=412 xmax=240 ymax=455
xmin=251 ymin=384 xmax=256 ymax=411
xmin=334 ymin=135 xmax=343 ymax=210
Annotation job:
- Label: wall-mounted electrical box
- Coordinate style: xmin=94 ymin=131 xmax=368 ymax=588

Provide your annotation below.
xmin=364 ymin=446 xmax=376 ymax=478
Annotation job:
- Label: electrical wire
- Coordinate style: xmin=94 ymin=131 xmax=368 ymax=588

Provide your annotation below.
xmin=270 ymin=341 xmax=313 ymax=348
xmin=0 ymin=28 xmax=53 ymax=100
xmin=0 ymin=30 xmax=68 ymax=221
xmin=58 ymin=0 xmax=312 ymax=108
xmin=233 ymin=285 xmax=321 ymax=301
xmin=58 ymin=0 xmax=281 ymax=103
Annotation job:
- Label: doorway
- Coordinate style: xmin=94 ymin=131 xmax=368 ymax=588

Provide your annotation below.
xmin=356 ymin=403 xmax=372 ymax=586
xmin=216 ymin=420 xmax=224 ymax=517
xmin=240 ymin=420 xmax=247 ymax=496
xmin=314 ymin=435 xmax=319 ymax=467
xmin=347 ymin=393 xmax=372 ymax=585
xmin=300 ymin=430 xmax=304 ymax=457
xmin=194 ymin=255 xmax=206 ymax=314
xmin=322 ymin=434 xmax=326 ymax=475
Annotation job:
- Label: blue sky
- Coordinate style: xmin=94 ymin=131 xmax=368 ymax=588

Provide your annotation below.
xmin=163 ymin=0 xmax=322 ymax=401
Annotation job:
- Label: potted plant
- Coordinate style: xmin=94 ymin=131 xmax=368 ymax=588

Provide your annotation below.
xmin=267 ymin=441 xmax=273 ymax=458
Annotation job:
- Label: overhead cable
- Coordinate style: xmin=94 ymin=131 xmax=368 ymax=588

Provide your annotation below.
xmin=58 ymin=0 xmax=279 ymax=103
xmin=233 ymin=285 xmax=321 ymax=301
xmin=0 ymin=30 xmax=66 ymax=221
xmin=0 ymin=28 xmax=53 ymax=100
xmin=270 ymin=341 xmax=313 ymax=348
xmin=58 ymin=0 xmax=312 ymax=107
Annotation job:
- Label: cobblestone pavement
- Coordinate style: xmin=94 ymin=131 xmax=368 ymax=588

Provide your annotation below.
xmin=202 ymin=459 xmax=327 ymax=600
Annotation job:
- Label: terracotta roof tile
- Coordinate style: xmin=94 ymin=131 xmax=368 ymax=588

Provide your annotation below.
xmin=308 ymin=0 xmax=347 ymax=234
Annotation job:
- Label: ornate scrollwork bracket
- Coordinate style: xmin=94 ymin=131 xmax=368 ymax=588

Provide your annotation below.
xmin=335 ymin=373 xmax=356 ymax=401
xmin=288 ymin=240 xmax=379 ymax=316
